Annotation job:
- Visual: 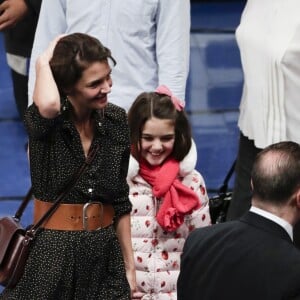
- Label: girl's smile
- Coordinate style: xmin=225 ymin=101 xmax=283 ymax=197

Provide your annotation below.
xmin=141 ymin=117 xmax=175 ymax=166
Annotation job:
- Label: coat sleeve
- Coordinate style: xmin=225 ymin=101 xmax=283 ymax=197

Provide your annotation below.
xmin=182 ymin=170 xmax=212 ymax=229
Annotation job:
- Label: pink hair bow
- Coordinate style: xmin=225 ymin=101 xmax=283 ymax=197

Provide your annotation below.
xmin=155 ymin=85 xmax=185 ymax=111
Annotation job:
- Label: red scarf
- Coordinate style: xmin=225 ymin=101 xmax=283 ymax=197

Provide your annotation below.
xmin=139 ymin=158 xmax=201 ymax=232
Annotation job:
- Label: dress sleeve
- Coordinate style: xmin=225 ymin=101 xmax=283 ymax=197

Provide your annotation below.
xmin=183 ymin=170 xmax=212 ymax=229
xmin=113 ymin=145 xmax=133 ymax=218
xmin=24 ymin=103 xmax=61 ymax=139
xmin=108 ymin=106 xmax=132 ymax=218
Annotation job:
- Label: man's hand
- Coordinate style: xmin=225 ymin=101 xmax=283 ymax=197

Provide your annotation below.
xmin=0 ymin=0 xmax=28 ymax=31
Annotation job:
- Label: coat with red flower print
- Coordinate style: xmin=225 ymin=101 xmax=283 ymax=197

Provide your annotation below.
xmin=127 ymin=142 xmax=211 ymax=299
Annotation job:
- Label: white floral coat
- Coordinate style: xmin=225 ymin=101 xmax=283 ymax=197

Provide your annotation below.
xmin=127 ymin=142 xmax=211 ymax=299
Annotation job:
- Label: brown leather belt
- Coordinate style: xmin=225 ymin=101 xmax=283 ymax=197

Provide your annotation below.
xmin=34 ymin=199 xmax=115 ymax=231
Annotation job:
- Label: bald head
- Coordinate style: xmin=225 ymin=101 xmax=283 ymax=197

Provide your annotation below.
xmin=251 ymin=142 xmax=300 ymax=204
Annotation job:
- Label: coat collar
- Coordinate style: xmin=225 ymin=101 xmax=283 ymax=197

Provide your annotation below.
xmin=240 ymin=211 xmax=293 ymax=244
xmin=127 ymin=139 xmax=198 ymax=180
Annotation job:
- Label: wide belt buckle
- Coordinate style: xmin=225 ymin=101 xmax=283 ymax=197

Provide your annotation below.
xmin=83 ymin=202 xmax=103 ymax=231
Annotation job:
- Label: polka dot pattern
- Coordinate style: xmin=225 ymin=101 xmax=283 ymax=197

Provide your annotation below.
xmin=1 ymin=227 xmax=130 ymax=299
xmin=0 ymin=102 xmax=132 ymax=299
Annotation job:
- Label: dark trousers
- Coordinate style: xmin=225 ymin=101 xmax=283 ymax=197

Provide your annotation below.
xmin=226 ymin=132 xmax=300 ymax=248
xmin=226 ymin=133 xmax=261 ymax=220
xmin=10 ymin=69 xmax=28 ymax=120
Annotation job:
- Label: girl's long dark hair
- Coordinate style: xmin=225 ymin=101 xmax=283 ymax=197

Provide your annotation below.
xmin=128 ymin=92 xmax=192 ymax=162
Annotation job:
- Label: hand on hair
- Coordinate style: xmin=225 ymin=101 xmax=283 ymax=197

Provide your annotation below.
xmin=37 ymin=34 xmax=66 ymax=66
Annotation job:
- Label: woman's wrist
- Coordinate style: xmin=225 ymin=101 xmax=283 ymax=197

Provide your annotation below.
xmin=36 ymin=55 xmax=51 ymax=68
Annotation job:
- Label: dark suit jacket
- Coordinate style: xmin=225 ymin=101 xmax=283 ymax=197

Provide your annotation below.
xmin=177 ymin=212 xmax=300 ymax=300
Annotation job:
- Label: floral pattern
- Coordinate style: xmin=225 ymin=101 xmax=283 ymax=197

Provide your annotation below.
xmin=128 ymin=153 xmax=211 ymax=299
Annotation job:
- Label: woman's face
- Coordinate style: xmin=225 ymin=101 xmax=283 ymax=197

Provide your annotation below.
xmin=140 ymin=117 xmax=175 ymax=166
xmin=68 ymin=61 xmax=112 ymax=112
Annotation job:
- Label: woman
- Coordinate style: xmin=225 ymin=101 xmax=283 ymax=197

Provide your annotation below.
xmin=1 ymin=33 xmax=135 ymax=299
xmin=227 ymin=1 xmax=300 ymax=238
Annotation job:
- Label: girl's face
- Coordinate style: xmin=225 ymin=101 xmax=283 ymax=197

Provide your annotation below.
xmin=140 ymin=117 xmax=175 ymax=166
xmin=68 ymin=61 xmax=112 ymax=112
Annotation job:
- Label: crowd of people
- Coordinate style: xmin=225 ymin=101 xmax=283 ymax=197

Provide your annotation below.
xmin=0 ymin=0 xmax=300 ymax=299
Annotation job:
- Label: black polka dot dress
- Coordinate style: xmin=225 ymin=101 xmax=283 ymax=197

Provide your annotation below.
xmin=0 ymin=102 xmax=132 ymax=300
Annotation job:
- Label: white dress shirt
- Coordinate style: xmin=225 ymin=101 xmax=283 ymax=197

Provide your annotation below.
xmin=236 ymin=0 xmax=300 ymax=148
xmin=28 ymin=0 xmax=190 ymax=111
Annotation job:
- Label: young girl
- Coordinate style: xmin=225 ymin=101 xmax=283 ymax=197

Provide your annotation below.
xmin=127 ymin=85 xmax=211 ymax=299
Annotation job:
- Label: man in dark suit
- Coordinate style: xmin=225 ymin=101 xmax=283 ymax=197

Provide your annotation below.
xmin=177 ymin=141 xmax=300 ymax=300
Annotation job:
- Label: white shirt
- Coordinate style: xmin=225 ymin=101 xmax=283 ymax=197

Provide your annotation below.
xmin=236 ymin=0 xmax=300 ymax=148
xmin=250 ymin=206 xmax=293 ymax=241
xmin=28 ymin=0 xmax=190 ymax=111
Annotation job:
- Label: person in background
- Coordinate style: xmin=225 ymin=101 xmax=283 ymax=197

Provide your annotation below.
xmin=0 ymin=33 xmax=136 ymax=299
xmin=226 ymin=1 xmax=300 ymax=244
xmin=28 ymin=0 xmax=190 ymax=111
xmin=178 ymin=141 xmax=300 ymax=300
xmin=0 ymin=0 xmax=41 ymax=119
xmin=127 ymin=86 xmax=211 ymax=299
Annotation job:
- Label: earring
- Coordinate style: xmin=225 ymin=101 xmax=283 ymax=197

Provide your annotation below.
xmin=61 ymin=96 xmax=69 ymax=111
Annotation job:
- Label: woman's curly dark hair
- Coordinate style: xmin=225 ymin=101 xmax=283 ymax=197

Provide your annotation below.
xmin=49 ymin=32 xmax=116 ymax=97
